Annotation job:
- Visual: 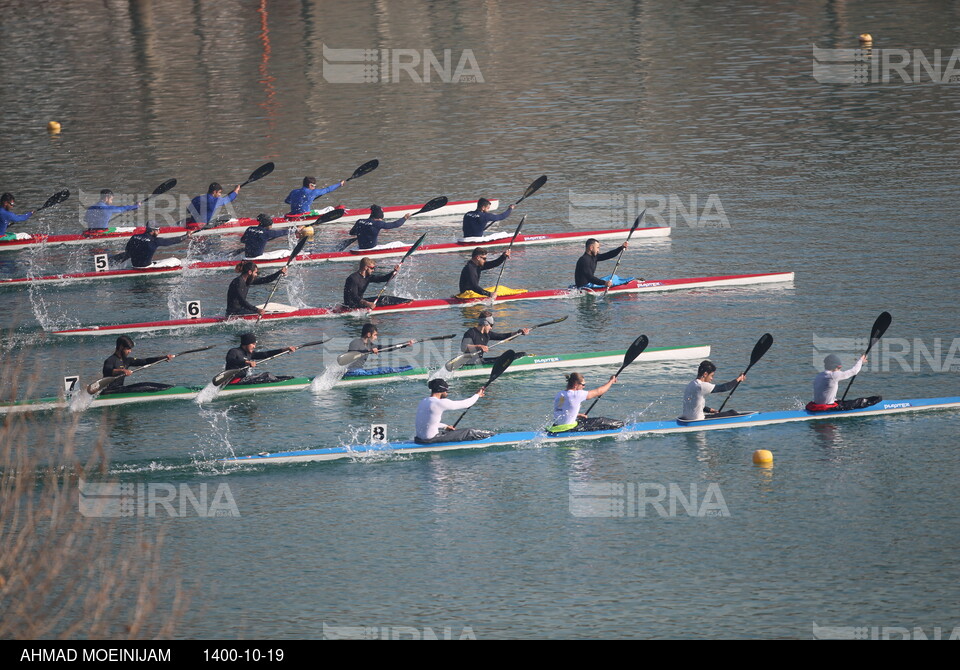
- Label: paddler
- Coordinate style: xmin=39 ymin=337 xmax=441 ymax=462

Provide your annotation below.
xmin=462 ymin=198 xmax=515 ymax=238
xmin=84 ymin=189 xmax=141 ymax=232
xmin=806 ymin=354 xmax=881 ymax=412
xmin=349 ymin=205 xmax=411 ymax=250
xmin=342 ymin=257 xmax=404 ymax=309
xmin=344 ymin=324 xmax=414 ymax=373
xmin=224 ymin=332 xmax=296 ymax=385
xmin=680 ymin=361 xmax=746 ymax=421
xmin=284 ymin=176 xmax=344 ymax=216
xmin=414 ymin=378 xmax=494 ymax=444
xmin=186 ymin=182 xmax=240 ymax=227
xmin=0 ymin=193 xmax=34 ymax=236
xmin=459 ymin=247 xmax=511 ymax=298
xmin=101 ymin=335 xmax=174 ymax=394
xmin=122 ymin=220 xmax=193 ymax=268
xmin=548 ymin=372 xmax=623 ymax=432
xmin=459 ymin=311 xmax=529 ymax=364
xmin=226 ymin=260 xmax=287 ymax=316
xmin=574 ymin=238 xmax=628 ymax=288
xmin=240 ymin=213 xmax=302 ymax=258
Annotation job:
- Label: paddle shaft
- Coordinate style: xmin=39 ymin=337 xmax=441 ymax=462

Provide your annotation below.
xmin=600 ymin=210 xmax=645 ymax=299
xmin=840 ymin=312 xmax=891 ymax=402
xmin=88 ymin=345 xmax=214 ymax=394
xmin=371 ymin=233 xmax=427 ymax=307
xmin=450 ymin=350 xmax=517 ymax=428
xmin=254 ymin=237 xmax=309 ymax=325
xmin=716 ymin=334 xmax=773 ymax=412
xmin=215 ymin=338 xmax=327 ymax=386
xmin=582 ymin=335 xmax=649 ymax=416
xmin=489 ymin=216 xmax=525 ymax=299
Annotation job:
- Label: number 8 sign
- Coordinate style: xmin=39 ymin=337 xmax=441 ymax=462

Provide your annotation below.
xmin=370 ymin=424 xmax=387 ymax=443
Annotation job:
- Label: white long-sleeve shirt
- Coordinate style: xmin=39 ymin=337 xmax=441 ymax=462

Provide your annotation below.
xmin=415 ymin=394 xmax=480 ymax=439
xmin=813 ymin=358 xmax=863 ymax=404
xmin=681 ymin=378 xmax=740 ymax=421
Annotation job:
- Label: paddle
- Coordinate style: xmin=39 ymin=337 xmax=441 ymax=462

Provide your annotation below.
xmin=86 ymin=345 xmax=214 ymax=395
xmin=239 ymin=162 xmax=275 ymax=188
xmin=840 ymin=311 xmax=892 ymax=402
xmin=335 ymin=196 xmax=448 ymax=252
xmin=716 ymin=333 xmax=774 ymax=413
xmin=253 ymin=235 xmax=310 ymax=325
xmin=600 ymin=210 xmax=646 ymax=300
xmin=212 ymin=338 xmax=329 ymax=387
xmin=450 ymin=349 xmax=518 ymax=429
xmin=231 ymin=208 xmax=343 ymax=257
xmin=582 ymin=334 xmax=649 ymax=416
xmin=336 ymin=334 xmax=455 ymax=367
xmin=34 ymin=189 xmax=71 ymax=213
xmin=344 ymin=159 xmax=379 ymax=182
xmin=142 ymin=178 xmax=177 ymax=204
xmin=443 ymin=316 xmax=568 ymax=372
xmin=484 ymin=176 xmax=548 ymax=231
xmin=370 ymin=232 xmax=427 ymax=308
xmin=488 ymin=215 xmax=525 ymax=301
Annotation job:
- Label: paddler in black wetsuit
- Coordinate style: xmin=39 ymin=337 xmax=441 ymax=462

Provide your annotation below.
xmin=458 ymin=247 xmax=511 ymax=297
xmin=459 ymin=311 xmax=529 ymax=365
xmin=118 ymin=220 xmax=193 ymax=268
xmin=224 ymin=332 xmax=297 ymax=385
xmin=226 ymin=260 xmax=287 ymax=317
xmin=342 ymin=257 xmax=405 ymax=309
xmin=101 ymin=335 xmax=174 ymax=394
xmin=574 ymin=238 xmax=628 ymax=288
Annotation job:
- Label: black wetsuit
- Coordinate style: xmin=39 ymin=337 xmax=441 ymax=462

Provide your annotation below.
xmin=459 ymin=326 xmax=522 ymax=364
xmin=226 ymin=269 xmax=283 ymax=316
xmin=342 ymin=269 xmax=399 ymax=309
xmin=574 ymin=246 xmax=624 ymax=288
xmin=100 ymin=353 xmax=172 ymax=394
xmin=458 ymin=255 xmax=507 ymax=296
xmin=224 ymin=346 xmax=292 ymax=385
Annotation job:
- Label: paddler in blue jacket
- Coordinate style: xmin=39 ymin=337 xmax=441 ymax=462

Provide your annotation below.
xmin=285 ymin=176 xmax=345 ymax=215
xmin=84 ymin=189 xmax=141 ymax=232
xmin=186 ymin=182 xmax=240 ymax=226
xmin=0 ymin=193 xmax=33 ymax=236
xmin=349 ymin=205 xmax=411 ymax=249
xmin=240 ymin=214 xmax=302 ymax=258
xmin=123 ymin=221 xmax=193 ymax=267
xmin=462 ymin=198 xmax=515 ymax=238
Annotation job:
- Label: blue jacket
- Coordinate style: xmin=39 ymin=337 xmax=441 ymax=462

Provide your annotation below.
xmin=187 ymin=191 xmax=238 ymax=224
xmin=285 ymin=183 xmax=341 ymax=215
xmin=462 ymin=207 xmax=511 ymax=238
xmin=84 ymin=203 xmax=139 ymax=230
xmin=0 ymin=208 xmax=33 ymax=236
xmin=349 ymin=216 xmax=406 ymax=249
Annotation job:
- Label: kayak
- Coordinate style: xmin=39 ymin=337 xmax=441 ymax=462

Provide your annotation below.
xmin=49 ymin=271 xmax=794 ymax=337
xmin=0 ymin=225 xmax=670 ymax=286
xmin=0 ymin=199 xmax=496 ymax=253
xmin=0 ymin=344 xmax=709 ymax=414
xmin=220 ymin=396 xmax=960 ymax=464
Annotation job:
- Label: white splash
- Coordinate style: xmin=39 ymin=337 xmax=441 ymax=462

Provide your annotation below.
xmin=310 ymin=365 xmax=348 ymax=393
xmin=194 ymin=381 xmax=223 ymax=405
xmin=68 ymin=387 xmax=95 ymax=413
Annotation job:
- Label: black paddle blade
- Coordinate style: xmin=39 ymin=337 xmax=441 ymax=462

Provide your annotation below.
xmin=37 ymin=189 xmax=70 ymax=212
xmin=242 ymin=162 xmax=275 ymax=187
xmin=485 ymin=349 xmax=518 ymax=386
xmin=516 ymin=175 xmax=547 ymax=205
xmin=534 ymin=316 xmax=568 ymax=329
xmin=628 ymin=210 xmax=646 ymax=236
xmin=313 ymin=208 xmax=346 ymax=224
xmin=349 ymin=159 xmax=379 ymax=181
xmin=401 ymin=233 xmax=428 ymax=261
xmin=152 ymin=179 xmax=177 ymax=196
xmin=620 ymin=334 xmax=650 ymax=370
xmin=867 ymin=312 xmax=892 ymax=351
xmin=286 ymin=235 xmax=309 ymax=264
xmin=749 ymin=333 xmax=774 ymax=368
xmin=413 ymin=196 xmax=448 ymax=216
xmin=213 ymin=368 xmax=244 ymax=387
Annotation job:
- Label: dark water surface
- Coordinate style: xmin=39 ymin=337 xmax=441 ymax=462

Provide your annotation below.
xmin=2 ymin=0 xmax=959 ymax=639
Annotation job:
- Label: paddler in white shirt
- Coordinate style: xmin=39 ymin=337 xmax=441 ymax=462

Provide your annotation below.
xmin=548 ymin=372 xmax=623 ymax=433
xmin=806 ymin=354 xmax=881 ymax=411
xmin=414 ymin=378 xmax=494 ymax=444
xmin=680 ymin=360 xmax=746 ymax=421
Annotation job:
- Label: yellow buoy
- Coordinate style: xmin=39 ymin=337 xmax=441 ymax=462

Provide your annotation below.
xmin=300 ymin=225 xmax=314 ymax=238
xmin=47 ymin=121 xmax=61 ymax=133
xmin=752 ymin=449 xmax=773 ymax=465
xmin=859 ymin=33 xmax=873 ymax=44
